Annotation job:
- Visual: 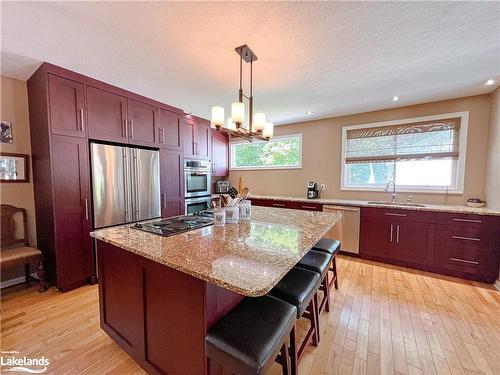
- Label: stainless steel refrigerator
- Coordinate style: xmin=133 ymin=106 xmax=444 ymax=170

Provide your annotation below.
xmin=90 ymin=143 xmax=160 ymax=228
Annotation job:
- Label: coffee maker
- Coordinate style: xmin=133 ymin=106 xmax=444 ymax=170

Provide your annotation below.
xmin=307 ymin=181 xmax=319 ymax=199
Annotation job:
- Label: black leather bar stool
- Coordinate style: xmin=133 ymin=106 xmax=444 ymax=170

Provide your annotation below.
xmin=296 ymin=250 xmax=332 ymax=314
xmin=312 ymin=239 xmax=341 ymax=289
xmin=269 ymin=267 xmax=321 ymax=363
xmin=206 ymin=295 xmax=297 ymax=375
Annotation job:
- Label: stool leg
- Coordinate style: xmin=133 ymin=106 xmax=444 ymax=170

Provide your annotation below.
xmin=324 ymin=273 xmax=330 ymax=312
xmin=312 ymin=293 xmax=320 ymax=346
xmin=333 ymin=257 xmax=339 ymax=289
xmin=280 ymin=339 xmax=291 ymax=375
xmin=289 ymin=325 xmax=298 ymax=375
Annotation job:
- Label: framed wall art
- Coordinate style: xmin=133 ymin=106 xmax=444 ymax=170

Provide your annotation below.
xmin=0 ymin=153 xmax=29 ymax=182
xmin=0 ymin=121 xmax=14 ymax=143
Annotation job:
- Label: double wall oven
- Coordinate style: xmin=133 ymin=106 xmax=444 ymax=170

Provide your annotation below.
xmin=184 ymin=159 xmax=212 ymax=214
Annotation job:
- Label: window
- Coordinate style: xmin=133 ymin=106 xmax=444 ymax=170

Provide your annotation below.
xmin=230 ymin=134 xmax=302 ymax=170
xmin=341 ymin=112 xmax=468 ymax=193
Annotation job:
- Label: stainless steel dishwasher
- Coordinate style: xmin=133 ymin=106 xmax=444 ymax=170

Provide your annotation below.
xmin=323 ymin=205 xmax=360 ymax=254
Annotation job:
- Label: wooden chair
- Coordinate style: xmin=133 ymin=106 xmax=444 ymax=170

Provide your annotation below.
xmin=1 ymin=204 xmax=47 ymax=292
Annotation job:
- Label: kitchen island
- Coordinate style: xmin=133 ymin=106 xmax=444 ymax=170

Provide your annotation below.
xmin=91 ymin=206 xmax=341 ymax=375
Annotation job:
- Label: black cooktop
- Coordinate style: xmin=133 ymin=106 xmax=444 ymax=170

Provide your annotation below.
xmin=133 ymin=214 xmax=213 ymax=237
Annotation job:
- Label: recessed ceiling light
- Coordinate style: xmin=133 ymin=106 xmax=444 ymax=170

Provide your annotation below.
xmin=307 ymin=111 xmax=313 ymax=115
xmin=485 ymin=79 xmax=495 ymax=86
xmin=392 ymin=96 xmax=399 ymax=101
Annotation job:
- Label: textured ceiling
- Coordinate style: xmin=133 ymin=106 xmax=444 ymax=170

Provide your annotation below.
xmin=1 ymin=2 xmax=499 ymax=124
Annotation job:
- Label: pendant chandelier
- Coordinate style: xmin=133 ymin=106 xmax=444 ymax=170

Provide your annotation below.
xmin=211 ymin=45 xmax=273 ymax=142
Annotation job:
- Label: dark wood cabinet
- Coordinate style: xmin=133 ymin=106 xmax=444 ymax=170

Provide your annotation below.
xmin=50 ymin=135 xmax=93 ymax=291
xmin=160 ymin=149 xmax=184 ymax=218
xmin=158 ymin=109 xmax=183 ymax=150
xmin=87 ymin=86 xmax=127 ymax=143
xmin=184 ymin=117 xmax=211 ymax=159
xmin=360 ymin=207 xmax=435 ymax=268
xmin=48 ymin=74 xmax=86 ymax=138
xmin=211 ymin=131 xmax=229 ymax=177
xmin=250 ymin=198 xmax=323 ymax=211
xmin=127 ymin=99 xmax=158 ymax=147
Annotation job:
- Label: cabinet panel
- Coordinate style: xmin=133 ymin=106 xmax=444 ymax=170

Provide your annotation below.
xmin=183 ymin=120 xmax=196 ymax=158
xmin=393 ymin=221 xmax=434 ymax=266
xmin=211 ymin=131 xmax=228 ymax=176
xmin=127 ymin=99 xmax=158 ymax=147
xmin=87 ymin=86 xmax=127 ymax=143
xmin=51 ymin=135 xmax=93 ymax=290
xmin=159 ymin=109 xmax=183 ymax=150
xmin=359 ymin=217 xmax=393 ymax=259
xmin=160 ymin=149 xmax=184 ymax=218
xmin=195 ymin=120 xmax=211 ymax=159
xmin=48 ymin=75 xmax=86 ymax=137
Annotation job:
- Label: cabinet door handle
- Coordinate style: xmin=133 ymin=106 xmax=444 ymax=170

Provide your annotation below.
xmin=396 ymin=224 xmax=400 ymax=243
xmin=129 ymin=120 xmax=134 ymax=138
xmin=84 ymin=198 xmax=89 ymax=221
xmin=385 ymin=212 xmax=407 ymax=217
xmin=390 ymin=224 xmax=393 ymax=242
xmin=451 ymin=235 xmax=481 ymax=242
xmin=80 ymin=108 xmax=85 ymax=131
xmin=450 ymin=257 xmax=479 ymax=265
xmin=124 ymin=119 xmax=128 ymax=138
xmin=272 ymin=203 xmax=286 ymax=207
xmin=159 ymin=128 xmax=163 ymax=144
xmin=453 ymin=218 xmax=482 ymax=223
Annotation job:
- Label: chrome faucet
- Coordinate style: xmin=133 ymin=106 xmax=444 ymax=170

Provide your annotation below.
xmin=385 ymin=180 xmax=397 ymax=203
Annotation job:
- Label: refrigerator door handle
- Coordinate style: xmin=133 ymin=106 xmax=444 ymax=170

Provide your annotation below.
xmin=122 ymin=149 xmax=130 ymax=220
xmin=133 ymin=149 xmax=140 ymax=221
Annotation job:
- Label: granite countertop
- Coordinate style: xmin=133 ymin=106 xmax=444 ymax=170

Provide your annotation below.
xmin=248 ymin=194 xmax=500 ymax=217
xmin=90 ymin=206 xmax=341 ymax=297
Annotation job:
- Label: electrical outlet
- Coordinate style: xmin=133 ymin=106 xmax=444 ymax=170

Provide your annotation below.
xmin=320 ymin=184 xmax=326 ymax=191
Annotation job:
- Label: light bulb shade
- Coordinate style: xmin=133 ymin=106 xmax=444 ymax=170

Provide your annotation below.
xmin=263 ymin=122 xmax=274 ymax=138
xmin=226 ymin=117 xmax=237 ymax=131
xmin=253 ymin=112 xmax=266 ymax=131
xmin=231 ymin=102 xmax=245 ymax=124
xmin=211 ymin=106 xmax=225 ymax=128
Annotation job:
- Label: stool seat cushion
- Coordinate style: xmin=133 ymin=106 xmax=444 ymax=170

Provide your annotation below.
xmin=296 ymin=250 xmax=332 ymax=277
xmin=312 ymin=238 xmax=341 ymax=255
xmin=206 ymin=295 xmax=296 ymax=375
xmin=269 ymin=267 xmax=320 ymax=318
xmin=0 ymin=246 xmax=41 ymax=268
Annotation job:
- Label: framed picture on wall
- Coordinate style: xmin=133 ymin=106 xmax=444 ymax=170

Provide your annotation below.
xmin=0 ymin=153 xmax=29 ymax=182
xmin=0 ymin=121 xmax=14 ymax=143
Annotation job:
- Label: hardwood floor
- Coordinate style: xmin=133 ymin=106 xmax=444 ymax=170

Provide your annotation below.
xmin=1 ymin=255 xmax=499 ymax=375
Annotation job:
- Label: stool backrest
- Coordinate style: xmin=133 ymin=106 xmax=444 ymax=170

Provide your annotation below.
xmin=0 ymin=204 xmax=29 ymax=248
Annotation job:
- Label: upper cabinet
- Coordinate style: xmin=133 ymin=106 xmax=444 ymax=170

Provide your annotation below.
xmin=127 ymin=99 xmax=158 ymax=147
xmin=48 ymin=75 xmax=86 ymax=138
xmin=211 ymin=131 xmax=229 ymax=177
xmin=158 ymin=109 xmax=183 ymax=150
xmin=87 ymin=86 xmax=128 ymax=143
xmin=184 ymin=117 xmax=211 ymax=160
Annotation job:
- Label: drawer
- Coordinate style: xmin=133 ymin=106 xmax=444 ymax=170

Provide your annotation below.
xmin=249 ymin=198 xmax=274 ymax=207
xmin=361 ymin=207 xmax=436 ymax=223
xmin=289 ymin=202 xmax=323 ymax=211
xmin=436 ymin=224 xmax=499 ymax=251
xmin=249 ymin=199 xmax=294 ymax=209
xmin=434 ymin=246 xmax=487 ymax=274
xmin=436 ymin=212 xmax=500 ymax=229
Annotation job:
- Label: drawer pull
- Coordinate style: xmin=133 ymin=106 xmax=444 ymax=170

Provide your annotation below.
xmin=450 ymin=257 xmax=479 ymax=265
xmin=452 ymin=218 xmax=482 ymax=223
xmin=451 ymin=235 xmax=480 ymax=242
xmin=384 ymin=212 xmax=407 ymax=217
xmin=301 ymin=205 xmax=317 ymax=209
xmin=390 ymin=224 xmax=393 ymax=242
xmin=272 ymin=203 xmax=286 ymax=207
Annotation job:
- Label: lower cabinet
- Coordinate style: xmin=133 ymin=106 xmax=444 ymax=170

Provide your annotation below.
xmin=250 ymin=198 xmax=323 ymax=211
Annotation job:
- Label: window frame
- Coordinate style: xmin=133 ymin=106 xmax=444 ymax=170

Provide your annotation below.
xmin=340 ymin=112 xmax=469 ymax=194
xmin=229 ymin=133 xmax=303 ymax=171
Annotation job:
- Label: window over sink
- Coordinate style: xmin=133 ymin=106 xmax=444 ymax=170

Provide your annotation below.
xmin=229 ymin=134 xmax=302 ymax=170
xmin=341 ymin=112 xmax=468 ymax=193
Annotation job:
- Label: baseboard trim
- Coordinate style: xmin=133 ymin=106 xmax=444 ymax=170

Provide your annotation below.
xmin=495 ymin=279 xmax=500 ymax=291
xmin=1 ymin=273 xmax=38 ymax=289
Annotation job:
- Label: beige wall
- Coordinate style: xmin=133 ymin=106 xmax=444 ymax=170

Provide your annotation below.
xmin=485 ymin=88 xmax=500 ymax=210
xmin=0 ymin=76 xmax=37 ymax=246
xmin=229 ymin=95 xmax=491 ymax=206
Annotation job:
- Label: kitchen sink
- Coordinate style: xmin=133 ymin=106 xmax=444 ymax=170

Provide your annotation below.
xmin=367 ymin=201 xmax=427 ymax=208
